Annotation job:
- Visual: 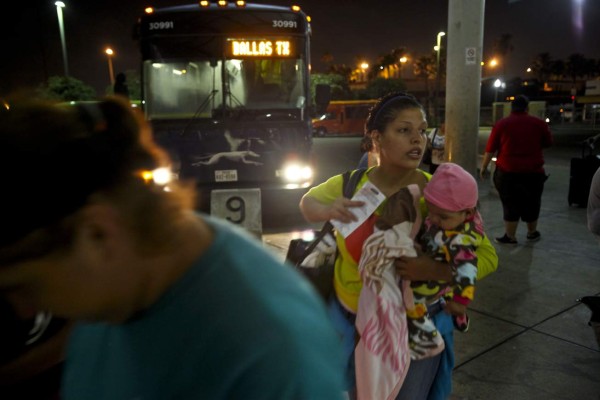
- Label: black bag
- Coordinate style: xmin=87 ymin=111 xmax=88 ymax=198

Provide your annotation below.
xmin=286 ymin=168 xmax=366 ymax=299
xmin=285 ymin=221 xmax=337 ymax=299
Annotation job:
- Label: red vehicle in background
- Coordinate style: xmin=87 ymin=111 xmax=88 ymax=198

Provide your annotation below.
xmin=312 ymin=100 xmax=377 ymax=136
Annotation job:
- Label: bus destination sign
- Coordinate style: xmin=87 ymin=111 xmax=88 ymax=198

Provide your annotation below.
xmin=227 ymin=39 xmax=293 ymax=57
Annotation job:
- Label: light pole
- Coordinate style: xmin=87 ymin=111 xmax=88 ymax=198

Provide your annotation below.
xmin=55 ymin=1 xmax=69 ymax=77
xmin=493 ymin=78 xmax=504 ymax=103
xmin=399 ymin=56 xmax=407 ymax=79
xmin=435 ymin=31 xmax=446 ymax=125
xmin=105 ymin=48 xmax=115 ymax=86
xmin=488 ymin=57 xmax=498 ymax=77
xmin=360 ymin=62 xmax=369 ymax=83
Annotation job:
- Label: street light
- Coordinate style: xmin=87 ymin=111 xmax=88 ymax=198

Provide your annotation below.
xmin=55 ymin=1 xmax=69 ymax=76
xmin=435 ymin=31 xmax=446 ymax=125
xmin=493 ymin=78 xmax=504 ymax=102
xmin=105 ymin=48 xmax=115 ymax=86
xmin=399 ymin=56 xmax=407 ymax=79
xmin=360 ymin=62 xmax=369 ymax=83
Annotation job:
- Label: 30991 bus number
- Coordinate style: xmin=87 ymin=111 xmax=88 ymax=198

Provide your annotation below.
xmin=149 ymin=21 xmax=174 ymax=30
xmin=272 ymin=20 xmax=297 ymax=28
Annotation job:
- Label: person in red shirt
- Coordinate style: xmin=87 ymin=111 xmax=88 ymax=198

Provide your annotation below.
xmin=480 ymin=95 xmax=553 ymax=244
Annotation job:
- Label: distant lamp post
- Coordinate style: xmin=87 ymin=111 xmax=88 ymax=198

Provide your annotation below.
xmin=435 ymin=31 xmax=446 ymax=124
xmin=493 ymin=78 xmax=504 ymax=102
xmin=399 ymin=56 xmax=408 ymax=79
xmin=55 ymin=1 xmax=69 ymax=77
xmin=105 ymin=48 xmax=115 ymax=86
xmin=360 ymin=62 xmax=369 ymax=82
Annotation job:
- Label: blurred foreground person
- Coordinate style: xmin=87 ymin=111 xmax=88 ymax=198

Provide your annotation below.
xmin=588 ymin=167 xmax=600 ymax=240
xmin=0 ymin=97 xmax=344 ymax=399
xmin=0 ymin=296 xmax=71 ymax=400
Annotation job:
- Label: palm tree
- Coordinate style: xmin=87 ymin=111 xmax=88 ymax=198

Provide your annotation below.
xmin=320 ymin=52 xmax=334 ymax=73
xmin=550 ymin=59 xmax=566 ymax=81
xmin=565 ymin=53 xmax=587 ymax=85
xmin=493 ymin=33 xmax=514 ymax=77
xmin=413 ymin=55 xmax=436 ymax=82
xmin=593 ymin=59 xmax=600 ymax=77
xmin=391 ymin=47 xmax=408 ymax=79
xmin=584 ymin=58 xmax=597 ymax=79
xmin=328 ymin=64 xmax=352 ymax=82
xmin=413 ymin=55 xmax=436 ymax=115
xmin=531 ymin=52 xmax=553 ymax=84
xmin=376 ymin=53 xmax=397 ymax=79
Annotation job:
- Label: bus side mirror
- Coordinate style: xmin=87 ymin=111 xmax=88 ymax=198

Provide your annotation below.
xmin=315 ymin=84 xmax=331 ymax=115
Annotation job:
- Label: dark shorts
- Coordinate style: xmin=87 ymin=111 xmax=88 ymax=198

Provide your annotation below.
xmin=493 ymin=168 xmax=548 ymax=222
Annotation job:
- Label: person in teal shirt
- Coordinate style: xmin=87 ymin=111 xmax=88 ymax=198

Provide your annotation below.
xmin=0 ymin=96 xmax=345 ymax=400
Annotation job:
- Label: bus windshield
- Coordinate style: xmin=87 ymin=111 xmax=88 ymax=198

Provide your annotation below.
xmin=144 ymin=57 xmax=307 ymax=120
xmin=134 ymin=3 xmax=318 ymax=225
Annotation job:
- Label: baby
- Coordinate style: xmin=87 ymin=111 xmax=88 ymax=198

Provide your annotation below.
xmin=355 ymin=184 xmax=430 ymax=400
xmin=414 ymin=162 xmax=485 ymax=339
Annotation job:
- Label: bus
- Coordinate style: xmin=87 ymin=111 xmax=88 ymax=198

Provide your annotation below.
xmin=312 ymin=100 xmax=377 ymax=136
xmin=134 ymin=2 xmax=324 ymax=233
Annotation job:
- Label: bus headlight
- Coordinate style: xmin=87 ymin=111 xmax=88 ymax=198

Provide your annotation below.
xmin=277 ymin=162 xmax=313 ymax=188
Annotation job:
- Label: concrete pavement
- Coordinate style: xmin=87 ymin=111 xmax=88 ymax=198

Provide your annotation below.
xmin=262 ymin=140 xmax=600 ymax=399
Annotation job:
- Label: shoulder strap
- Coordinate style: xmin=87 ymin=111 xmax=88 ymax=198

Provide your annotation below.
xmin=344 ymin=168 xmax=367 ymax=198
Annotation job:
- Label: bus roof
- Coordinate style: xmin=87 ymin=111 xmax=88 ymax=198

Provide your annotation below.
xmin=136 ymin=2 xmax=310 ymax=39
xmin=147 ymin=3 xmax=301 ymax=14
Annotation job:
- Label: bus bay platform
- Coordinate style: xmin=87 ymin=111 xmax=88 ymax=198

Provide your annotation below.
xmin=262 ymin=149 xmax=600 ymax=399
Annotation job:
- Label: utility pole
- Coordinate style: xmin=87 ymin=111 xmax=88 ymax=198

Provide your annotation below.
xmin=444 ymin=0 xmax=485 ymax=176
xmin=55 ymin=1 xmax=69 ymax=77
xmin=435 ymin=31 xmax=446 ymax=126
xmin=105 ymin=48 xmax=115 ymax=86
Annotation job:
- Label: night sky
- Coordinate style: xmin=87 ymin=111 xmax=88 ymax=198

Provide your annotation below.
xmin=2 ymin=0 xmax=599 ymax=96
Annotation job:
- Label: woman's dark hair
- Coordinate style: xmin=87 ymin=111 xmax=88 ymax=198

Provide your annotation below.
xmin=0 ymin=96 xmax=192 ymax=263
xmin=360 ymin=92 xmax=425 ymax=151
xmin=359 ymin=135 xmax=373 ymax=153
xmin=362 ymin=91 xmax=426 ymax=149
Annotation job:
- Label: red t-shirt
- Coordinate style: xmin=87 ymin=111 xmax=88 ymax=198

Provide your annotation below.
xmin=485 ymin=111 xmax=553 ymax=173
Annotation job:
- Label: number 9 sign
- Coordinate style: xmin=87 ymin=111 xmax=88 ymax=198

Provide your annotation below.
xmin=211 ymin=189 xmax=262 ymax=238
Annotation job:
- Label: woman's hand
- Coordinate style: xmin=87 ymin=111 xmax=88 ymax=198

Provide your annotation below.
xmin=395 ymin=253 xmax=454 ymax=282
xmin=444 ymin=300 xmax=467 ymax=316
xmin=395 ymin=253 xmax=435 ymax=281
xmin=328 ymin=197 xmax=365 ymax=223
xmin=299 ymin=194 xmax=364 ymax=223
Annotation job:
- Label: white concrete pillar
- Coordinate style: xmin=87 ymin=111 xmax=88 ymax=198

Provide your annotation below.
xmin=445 ymin=0 xmax=485 ymax=176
